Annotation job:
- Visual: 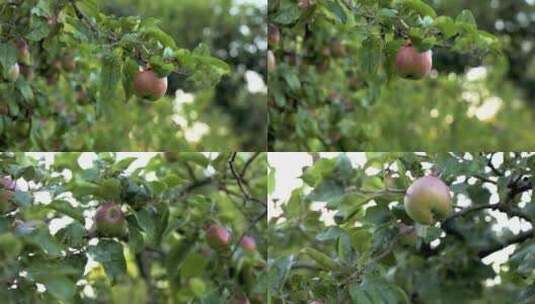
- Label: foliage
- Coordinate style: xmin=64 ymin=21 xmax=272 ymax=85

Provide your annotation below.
xmin=268 ymin=0 xmax=535 ymax=151
xmin=0 ymin=152 xmax=267 ymax=303
xmin=0 ymin=0 xmax=236 ymax=150
xmin=98 ymin=0 xmax=268 ymax=150
xmin=269 ymin=152 xmax=535 ymax=303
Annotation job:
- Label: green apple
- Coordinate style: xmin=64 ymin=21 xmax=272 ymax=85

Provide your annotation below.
xmin=404 ymin=175 xmax=451 ymax=225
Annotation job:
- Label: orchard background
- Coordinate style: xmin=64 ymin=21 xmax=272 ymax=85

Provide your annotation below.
xmin=268 ymin=0 xmax=535 ymax=151
xmin=268 ymin=152 xmax=535 ymax=303
xmin=0 ymin=152 xmax=267 ymax=303
xmin=0 ymin=0 xmax=267 ymax=151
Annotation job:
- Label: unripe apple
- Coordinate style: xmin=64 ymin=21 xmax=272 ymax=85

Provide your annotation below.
xmin=395 ymin=43 xmax=432 ymax=80
xmin=15 ymin=39 xmax=31 ymax=65
xmin=206 ymin=224 xmax=231 ymax=250
xmin=240 ymin=235 xmax=256 ymax=252
xmin=268 ymin=24 xmax=280 ymax=47
xmin=6 ymin=63 xmax=20 ymax=82
xmin=133 ymin=69 xmax=168 ymax=101
xmin=94 ymin=203 xmax=126 ymax=237
xmin=404 ymin=176 xmax=451 ymax=225
xmin=267 ymin=50 xmax=276 ymax=72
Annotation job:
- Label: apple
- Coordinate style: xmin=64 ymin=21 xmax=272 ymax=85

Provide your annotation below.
xmin=332 ymin=41 xmax=346 ymax=57
xmin=267 ymin=50 xmax=276 ymax=72
xmin=51 ymin=60 xmax=62 ymax=71
xmin=133 ymin=69 xmax=168 ymax=101
xmin=309 ymin=301 xmax=322 ymax=304
xmin=62 ymin=55 xmax=76 ymax=72
xmin=404 ymin=175 xmax=451 ymax=225
xmin=395 ymin=43 xmax=432 ymax=79
xmin=268 ymin=24 xmax=280 ymax=47
xmin=15 ymin=39 xmax=31 ymax=65
xmin=94 ymin=203 xmax=127 ymax=237
xmin=240 ymin=235 xmax=256 ymax=252
xmin=6 ymin=63 xmax=20 ymax=82
xmin=206 ymin=224 xmax=231 ymax=250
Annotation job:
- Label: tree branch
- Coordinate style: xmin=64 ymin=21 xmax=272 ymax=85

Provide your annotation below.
xmin=478 ymin=229 xmax=534 ymax=258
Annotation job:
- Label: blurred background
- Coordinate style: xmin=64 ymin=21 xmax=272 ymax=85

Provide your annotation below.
xmin=94 ymin=0 xmax=267 ymax=151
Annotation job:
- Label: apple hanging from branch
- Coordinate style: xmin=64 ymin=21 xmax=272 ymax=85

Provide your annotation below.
xmin=133 ymin=69 xmax=168 ymax=101
xmin=94 ymin=203 xmax=127 ymax=237
xmin=395 ymin=43 xmax=432 ymax=80
xmin=206 ymin=224 xmax=231 ymax=250
xmin=404 ymin=175 xmax=451 ymax=225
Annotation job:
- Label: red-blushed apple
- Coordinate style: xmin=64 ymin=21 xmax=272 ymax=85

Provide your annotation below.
xmin=133 ymin=69 xmax=168 ymax=101
xmin=15 ymin=39 xmax=31 ymax=65
xmin=309 ymin=301 xmax=322 ymax=304
xmin=404 ymin=175 xmax=451 ymax=225
xmin=206 ymin=224 xmax=231 ymax=250
xmin=240 ymin=235 xmax=256 ymax=252
xmin=395 ymin=43 xmax=432 ymax=80
xmin=268 ymin=24 xmax=280 ymax=47
xmin=94 ymin=203 xmax=127 ymax=237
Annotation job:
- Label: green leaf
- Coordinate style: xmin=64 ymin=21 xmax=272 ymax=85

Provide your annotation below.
xmin=88 ymin=240 xmax=127 ymax=283
xmin=48 ymin=200 xmax=85 ymax=223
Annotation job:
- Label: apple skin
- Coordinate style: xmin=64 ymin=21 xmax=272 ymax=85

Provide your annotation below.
xmin=395 ymin=44 xmax=432 ymax=80
xmin=404 ymin=176 xmax=451 ymax=225
xmin=62 ymin=55 xmax=76 ymax=72
xmin=133 ymin=69 xmax=168 ymax=101
xmin=268 ymin=24 xmax=280 ymax=47
xmin=309 ymin=301 xmax=322 ymax=304
xmin=6 ymin=63 xmax=20 ymax=82
xmin=206 ymin=224 xmax=231 ymax=250
xmin=240 ymin=235 xmax=257 ymax=252
xmin=267 ymin=50 xmax=276 ymax=72
xmin=94 ymin=203 xmax=127 ymax=237
xmin=15 ymin=39 xmax=31 ymax=65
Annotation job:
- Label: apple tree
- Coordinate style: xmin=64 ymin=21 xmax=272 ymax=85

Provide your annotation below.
xmin=269 ymin=152 xmax=535 ymax=303
xmin=268 ymin=0 xmax=535 ymax=151
xmin=0 ymin=152 xmax=267 ymax=303
xmin=0 ymin=1 xmax=230 ymax=150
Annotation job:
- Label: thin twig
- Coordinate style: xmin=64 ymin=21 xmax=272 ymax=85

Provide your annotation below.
xmin=239 ymin=152 xmax=261 ymax=179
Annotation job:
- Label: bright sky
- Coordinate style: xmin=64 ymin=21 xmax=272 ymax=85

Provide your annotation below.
xmin=268 ymin=152 xmax=532 ymax=285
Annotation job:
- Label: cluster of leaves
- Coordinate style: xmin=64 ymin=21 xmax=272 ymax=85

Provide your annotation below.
xmin=267 ymin=0 xmax=535 ymax=151
xmin=0 ymin=0 xmax=229 ymax=150
xmin=99 ymin=0 xmax=268 ymax=151
xmin=269 ymin=152 xmax=535 ymax=303
xmin=0 ymin=152 xmax=267 ymax=303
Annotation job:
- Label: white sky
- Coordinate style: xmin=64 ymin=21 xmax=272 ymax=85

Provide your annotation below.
xmin=268 ymin=152 xmax=532 ymax=285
